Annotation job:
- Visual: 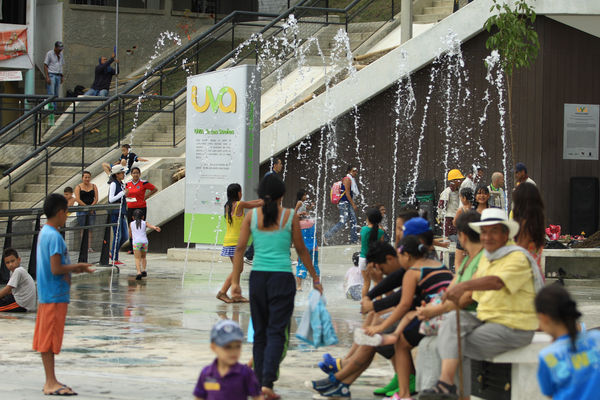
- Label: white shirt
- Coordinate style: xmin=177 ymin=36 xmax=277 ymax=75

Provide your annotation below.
xmin=438 ymin=187 xmax=460 ymax=218
xmin=488 ymin=185 xmax=506 ymax=211
xmin=44 ymin=50 xmax=64 ymax=75
xmin=130 ymin=220 xmax=148 ymax=244
xmin=8 ymin=267 xmax=37 ymax=311
xmin=460 ymin=177 xmax=476 ymax=192
xmin=108 ymin=181 xmax=126 ymax=203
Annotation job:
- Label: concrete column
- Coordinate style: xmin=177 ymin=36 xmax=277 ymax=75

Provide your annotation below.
xmin=401 ymin=0 xmax=413 ymax=44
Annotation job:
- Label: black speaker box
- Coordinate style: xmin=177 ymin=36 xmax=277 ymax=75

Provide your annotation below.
xmin=570 ymin=177 xmax=599 ymax=236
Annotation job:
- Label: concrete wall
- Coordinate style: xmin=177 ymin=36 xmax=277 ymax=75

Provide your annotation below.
xmin=61 ymin=1 xmax=212 ymax=92
xmin=35 ymin=1 xmax=63 ymax=76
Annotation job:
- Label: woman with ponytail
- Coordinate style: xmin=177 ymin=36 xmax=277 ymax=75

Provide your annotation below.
xmin=216 ymin=183 xmax=263 ymax=303
xmin=230 ymin=174 xmax=323 ymax=399
xmin=359 ymin=207 xmax=385 ymax=298
xmin=536 ymin=284 xmax=600 ymax=400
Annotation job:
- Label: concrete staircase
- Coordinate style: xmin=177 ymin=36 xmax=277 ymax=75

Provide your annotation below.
xmin=414 ymin=0 xmax=454 ymax=23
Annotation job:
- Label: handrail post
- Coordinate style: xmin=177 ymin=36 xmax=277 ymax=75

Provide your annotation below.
xmin=33 ymin=108 xmax=38 ymax=149
xmin=28 ymin=213 xmax=41 ymax=280
xmin=78 ymin=213 xmax=90 ymax=263
xmin=172 ymin=99 xmax=176 ymax=147
xmin=81 ymin=121 xmax=86 ymax=172
xmin=118 ymin=97 xmax=122 ymax=148
xmin=107 ymin=101 xmax=111 ymax=147
xmin=44 ymin=148 xmax=49 ymax=197
xmin=391 ymin=0 xmax=394 ymax=20
xmin=0 ymin=216 xmax=14 ymax=284
xmin=326 ymin=0 xmax=329 ymax=24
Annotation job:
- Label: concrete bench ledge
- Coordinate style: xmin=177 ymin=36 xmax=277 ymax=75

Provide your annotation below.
xmin=487 ymin=332 xmax=552 ymax=364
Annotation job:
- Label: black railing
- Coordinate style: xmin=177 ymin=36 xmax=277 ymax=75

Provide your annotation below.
xmin=1 ymin=0 xmax=400 ymax=208
xmin=0 ymin=204 xmax=120 ymax=284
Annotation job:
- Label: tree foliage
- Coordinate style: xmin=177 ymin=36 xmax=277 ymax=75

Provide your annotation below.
xmin=484 ymin=0 xmax=540 ymax=77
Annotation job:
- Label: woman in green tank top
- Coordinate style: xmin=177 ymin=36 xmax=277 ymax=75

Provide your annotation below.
xmin=416 ymin=210 xmax=483 ymax=320
xmin=230 ymin=175 xmax=323 ymax=399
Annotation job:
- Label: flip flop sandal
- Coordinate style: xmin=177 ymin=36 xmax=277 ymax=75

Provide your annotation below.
xmin=216 ymin=291 xmax=233 ymax=303
xmin=231 ymin=295 xmax=250 ymax=303
xmin=45 ymin=385 xmax=77 ymax=396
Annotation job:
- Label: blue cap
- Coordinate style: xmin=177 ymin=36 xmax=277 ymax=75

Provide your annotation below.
xmin=403 ymin=217 xmax=431 ymax=236
xmin=210 ymin=320 xmax=244 ymax=347
xmin=514 ymin=162 xmax=527 ymax=173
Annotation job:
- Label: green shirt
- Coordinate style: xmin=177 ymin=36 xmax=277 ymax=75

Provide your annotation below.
xmin=360 ymin=226 xmax=385 ymax=257
xmin=250 ymin=208 xmax=295 ymax=273
xmin=457 ymin=249 xmax=483 ymax=312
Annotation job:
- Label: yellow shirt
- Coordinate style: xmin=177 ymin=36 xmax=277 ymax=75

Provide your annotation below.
xmin=223 ymin=203 xmax=244 ymax=247
xmin=472 ymin=251 xmax=538 ymax=330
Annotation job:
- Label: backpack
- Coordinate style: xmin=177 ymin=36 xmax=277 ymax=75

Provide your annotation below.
xmin=330 ymin=179 xmax=343 ymax=204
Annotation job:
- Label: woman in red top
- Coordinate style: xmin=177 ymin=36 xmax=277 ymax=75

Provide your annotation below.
xmin=126 ymin=167 xmax=157 ymax=251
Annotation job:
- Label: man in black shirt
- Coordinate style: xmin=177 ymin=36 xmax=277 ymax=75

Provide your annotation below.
xmin=84 ymin=53 xmax=118 ymax=97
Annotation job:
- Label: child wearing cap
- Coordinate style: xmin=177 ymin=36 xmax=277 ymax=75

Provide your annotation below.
xmin=194 ymin=320 xmax=262 ymax=400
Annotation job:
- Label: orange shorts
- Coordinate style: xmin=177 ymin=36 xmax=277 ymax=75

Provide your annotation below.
xmin=32 ymin=303 xmax=68 ymax=354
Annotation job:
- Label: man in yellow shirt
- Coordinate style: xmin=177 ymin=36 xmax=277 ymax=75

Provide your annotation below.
xmin=419 ymin=208 xmax=544 ymax=400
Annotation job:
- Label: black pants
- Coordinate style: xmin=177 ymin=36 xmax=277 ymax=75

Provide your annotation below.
xmin=249 ymin=271 xmax=295 ymax=389
xmin=0 ymin=294 xmax=26 ymax=312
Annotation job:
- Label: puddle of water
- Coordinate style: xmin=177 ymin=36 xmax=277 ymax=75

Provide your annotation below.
xmin=62 ymin=348 xmax=115 ymax=354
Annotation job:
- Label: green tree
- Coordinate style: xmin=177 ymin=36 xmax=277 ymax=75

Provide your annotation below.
xmin=484 ymin=0 xmax=540 ymax=165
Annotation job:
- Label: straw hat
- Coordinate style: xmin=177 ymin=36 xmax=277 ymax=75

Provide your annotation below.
xmin=468 ymin=208 xmax=520 ymax=239
xmin=111 ymin=165 xmax=125 ymax=175
xmin=447 ymin=169 xmax=464 ymax=181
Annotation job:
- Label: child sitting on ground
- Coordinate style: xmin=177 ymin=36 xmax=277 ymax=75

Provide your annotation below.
xmin=130 ymin=208 xmax=161 ymax=280
xmin=536 ymin=284 xmax=600 ymax=400
xmin=34 ymin=193 xmax=94 ymax=396
xmin=0 ymin=248 xmax=37 ymax=312
xmin=194 ymin=319 xmax=262 ymax=400
xmin=343 ymin=252 xmax=363 ymax=301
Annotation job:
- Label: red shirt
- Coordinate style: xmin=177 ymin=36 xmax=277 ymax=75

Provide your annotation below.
xmin=126 ymin=180 xmax=156 ymax=209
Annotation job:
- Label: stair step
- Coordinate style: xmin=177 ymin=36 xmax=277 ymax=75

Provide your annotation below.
xmin=413 ymin=13 xmax=448 ymax=23
xmin=433 ymin=0 xmax=454 ymax=7
xmin=25 ymin=183 xmax=48 ymax=193
xmin=50 ymin=166 xmax=81 ymax=176
xmin=0 ymin=201 xmax=34 ymax=210
xmin=423 ymin=6 xmax=452 ymax=14
xmin=37 ymin=175 xmax=74 ymax=187
xmin=11 ymin=192 xmax=38 ymax=202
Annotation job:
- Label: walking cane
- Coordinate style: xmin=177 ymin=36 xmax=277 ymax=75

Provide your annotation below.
xmin=455 ymin=306 xmax=465 ymax=399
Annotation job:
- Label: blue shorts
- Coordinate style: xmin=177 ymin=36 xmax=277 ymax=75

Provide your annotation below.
xmin=296 ymin=249 xmax=319 ymax=279
xmin=221 ymin=246 xmax=236 ymax=257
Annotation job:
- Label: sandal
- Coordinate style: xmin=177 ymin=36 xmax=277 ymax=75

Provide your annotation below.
xmin=418 ymin=380 xmax=458 ymax=400
xmin=216 ymin=291 xmax=233 ymax=304
xmin=44 ymin=385 xmax=77 ymax=396
xmin=231 ymin=295 xmax=250 ymax=303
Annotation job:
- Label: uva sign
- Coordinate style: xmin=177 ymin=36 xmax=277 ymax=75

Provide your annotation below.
xmin=191 ymin=85 xmax=237 ymax=113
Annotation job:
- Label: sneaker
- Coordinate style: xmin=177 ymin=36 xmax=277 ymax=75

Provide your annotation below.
xmin=318 ymin=353 xmax=341 ymax=374
xmin=313 ymin=381 xmax=351 ymax=398
xmin=243 ymin=257 xmax=253 ymax=265
xmin=114 ymin=260 xmax=125 ymax=266
xmin=306 ymin=374 xmax=337 ymax=392
xmin=135 ymin=274 xmax=142 ymax=280
xmin=141 ymin=271 xmax=147 ymax=277
xmin=374 ymin=374 xmax=398 ymax=396
xmin=353 ymin=328 xmax=383 ymax=347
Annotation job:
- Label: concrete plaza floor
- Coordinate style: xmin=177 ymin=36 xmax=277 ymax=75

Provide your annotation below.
xmin=2 ymin=250 xmax=600 ymax=399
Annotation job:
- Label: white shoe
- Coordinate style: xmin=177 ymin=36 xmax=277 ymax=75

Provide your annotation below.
xmin=353 ymin=328 xmax=383 ymax=347
xmin=243 ymin=257 xmax=253 ymax=265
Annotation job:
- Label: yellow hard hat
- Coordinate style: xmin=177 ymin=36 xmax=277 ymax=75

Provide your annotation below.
xmin=447 ymin=169 xmax=464 ymax=181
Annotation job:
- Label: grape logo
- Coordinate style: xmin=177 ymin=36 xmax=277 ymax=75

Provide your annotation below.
xmin=191 ymin=85 xmax=237 ymax=113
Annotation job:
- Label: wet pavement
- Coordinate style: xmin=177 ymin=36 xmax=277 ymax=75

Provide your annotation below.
xmin=1 ymin=252 xmax=599 ymax=399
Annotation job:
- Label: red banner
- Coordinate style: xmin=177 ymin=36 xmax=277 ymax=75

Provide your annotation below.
xmin=0 ymin=29 xmax=28 ymax=61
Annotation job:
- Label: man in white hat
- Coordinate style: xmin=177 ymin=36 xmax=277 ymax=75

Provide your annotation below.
xmin=419 ymin=208 xmax=544 ymax=399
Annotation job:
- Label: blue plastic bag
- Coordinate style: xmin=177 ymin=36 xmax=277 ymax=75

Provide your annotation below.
xmin=295 ymin=290 xmax=338 ymax=347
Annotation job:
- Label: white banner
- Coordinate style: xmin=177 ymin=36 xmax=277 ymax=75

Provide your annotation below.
xmin=184 ymin=65 xmax=261 ymax=243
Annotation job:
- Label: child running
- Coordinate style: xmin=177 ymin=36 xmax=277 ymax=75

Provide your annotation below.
xmin=536 ymin=284 xmax=600 ymax=400
xmin=34 ymin=193 xmax=94 ymax=396
xmin=0 ymin=248 xmax=37 ymax=312
xmin=217 ymin=183 xmax=263 ymax=304
xmin=359 ymin=207 xmax=385 ymax=298
xmin=130 ymin=209 xmax=161 ymax=280
xmin=193 ymin=319 xmax=262 ymax=400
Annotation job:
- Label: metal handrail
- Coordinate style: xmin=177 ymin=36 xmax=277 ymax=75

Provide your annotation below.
xmin=0 ymin=96 xmax=55 ymax=138
xmin=2 ymin=0 xmax=397 ymax=194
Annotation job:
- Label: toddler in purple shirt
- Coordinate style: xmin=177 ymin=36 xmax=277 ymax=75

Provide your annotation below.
xmin=194 ymin=320 xmax=262 ymax=400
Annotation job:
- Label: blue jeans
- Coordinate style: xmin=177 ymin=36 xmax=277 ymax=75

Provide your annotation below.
xmin=46 ymin=73 xmax=61 ymax=109
xmin=84 ymin=88 xmax=109 ymax=97
xmin=110 ymin=212 xmax=128 ymax=261
xmin=325 ymin=201 xmax=358 ymax=243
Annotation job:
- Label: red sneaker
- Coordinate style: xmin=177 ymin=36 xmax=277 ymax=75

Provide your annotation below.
xmin=114 ymin=260 xmax=125 ymax=266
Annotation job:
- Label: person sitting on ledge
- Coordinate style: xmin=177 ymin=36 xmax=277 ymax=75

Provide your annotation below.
xmin=419 ymin=208 xmax=544 ymax=400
